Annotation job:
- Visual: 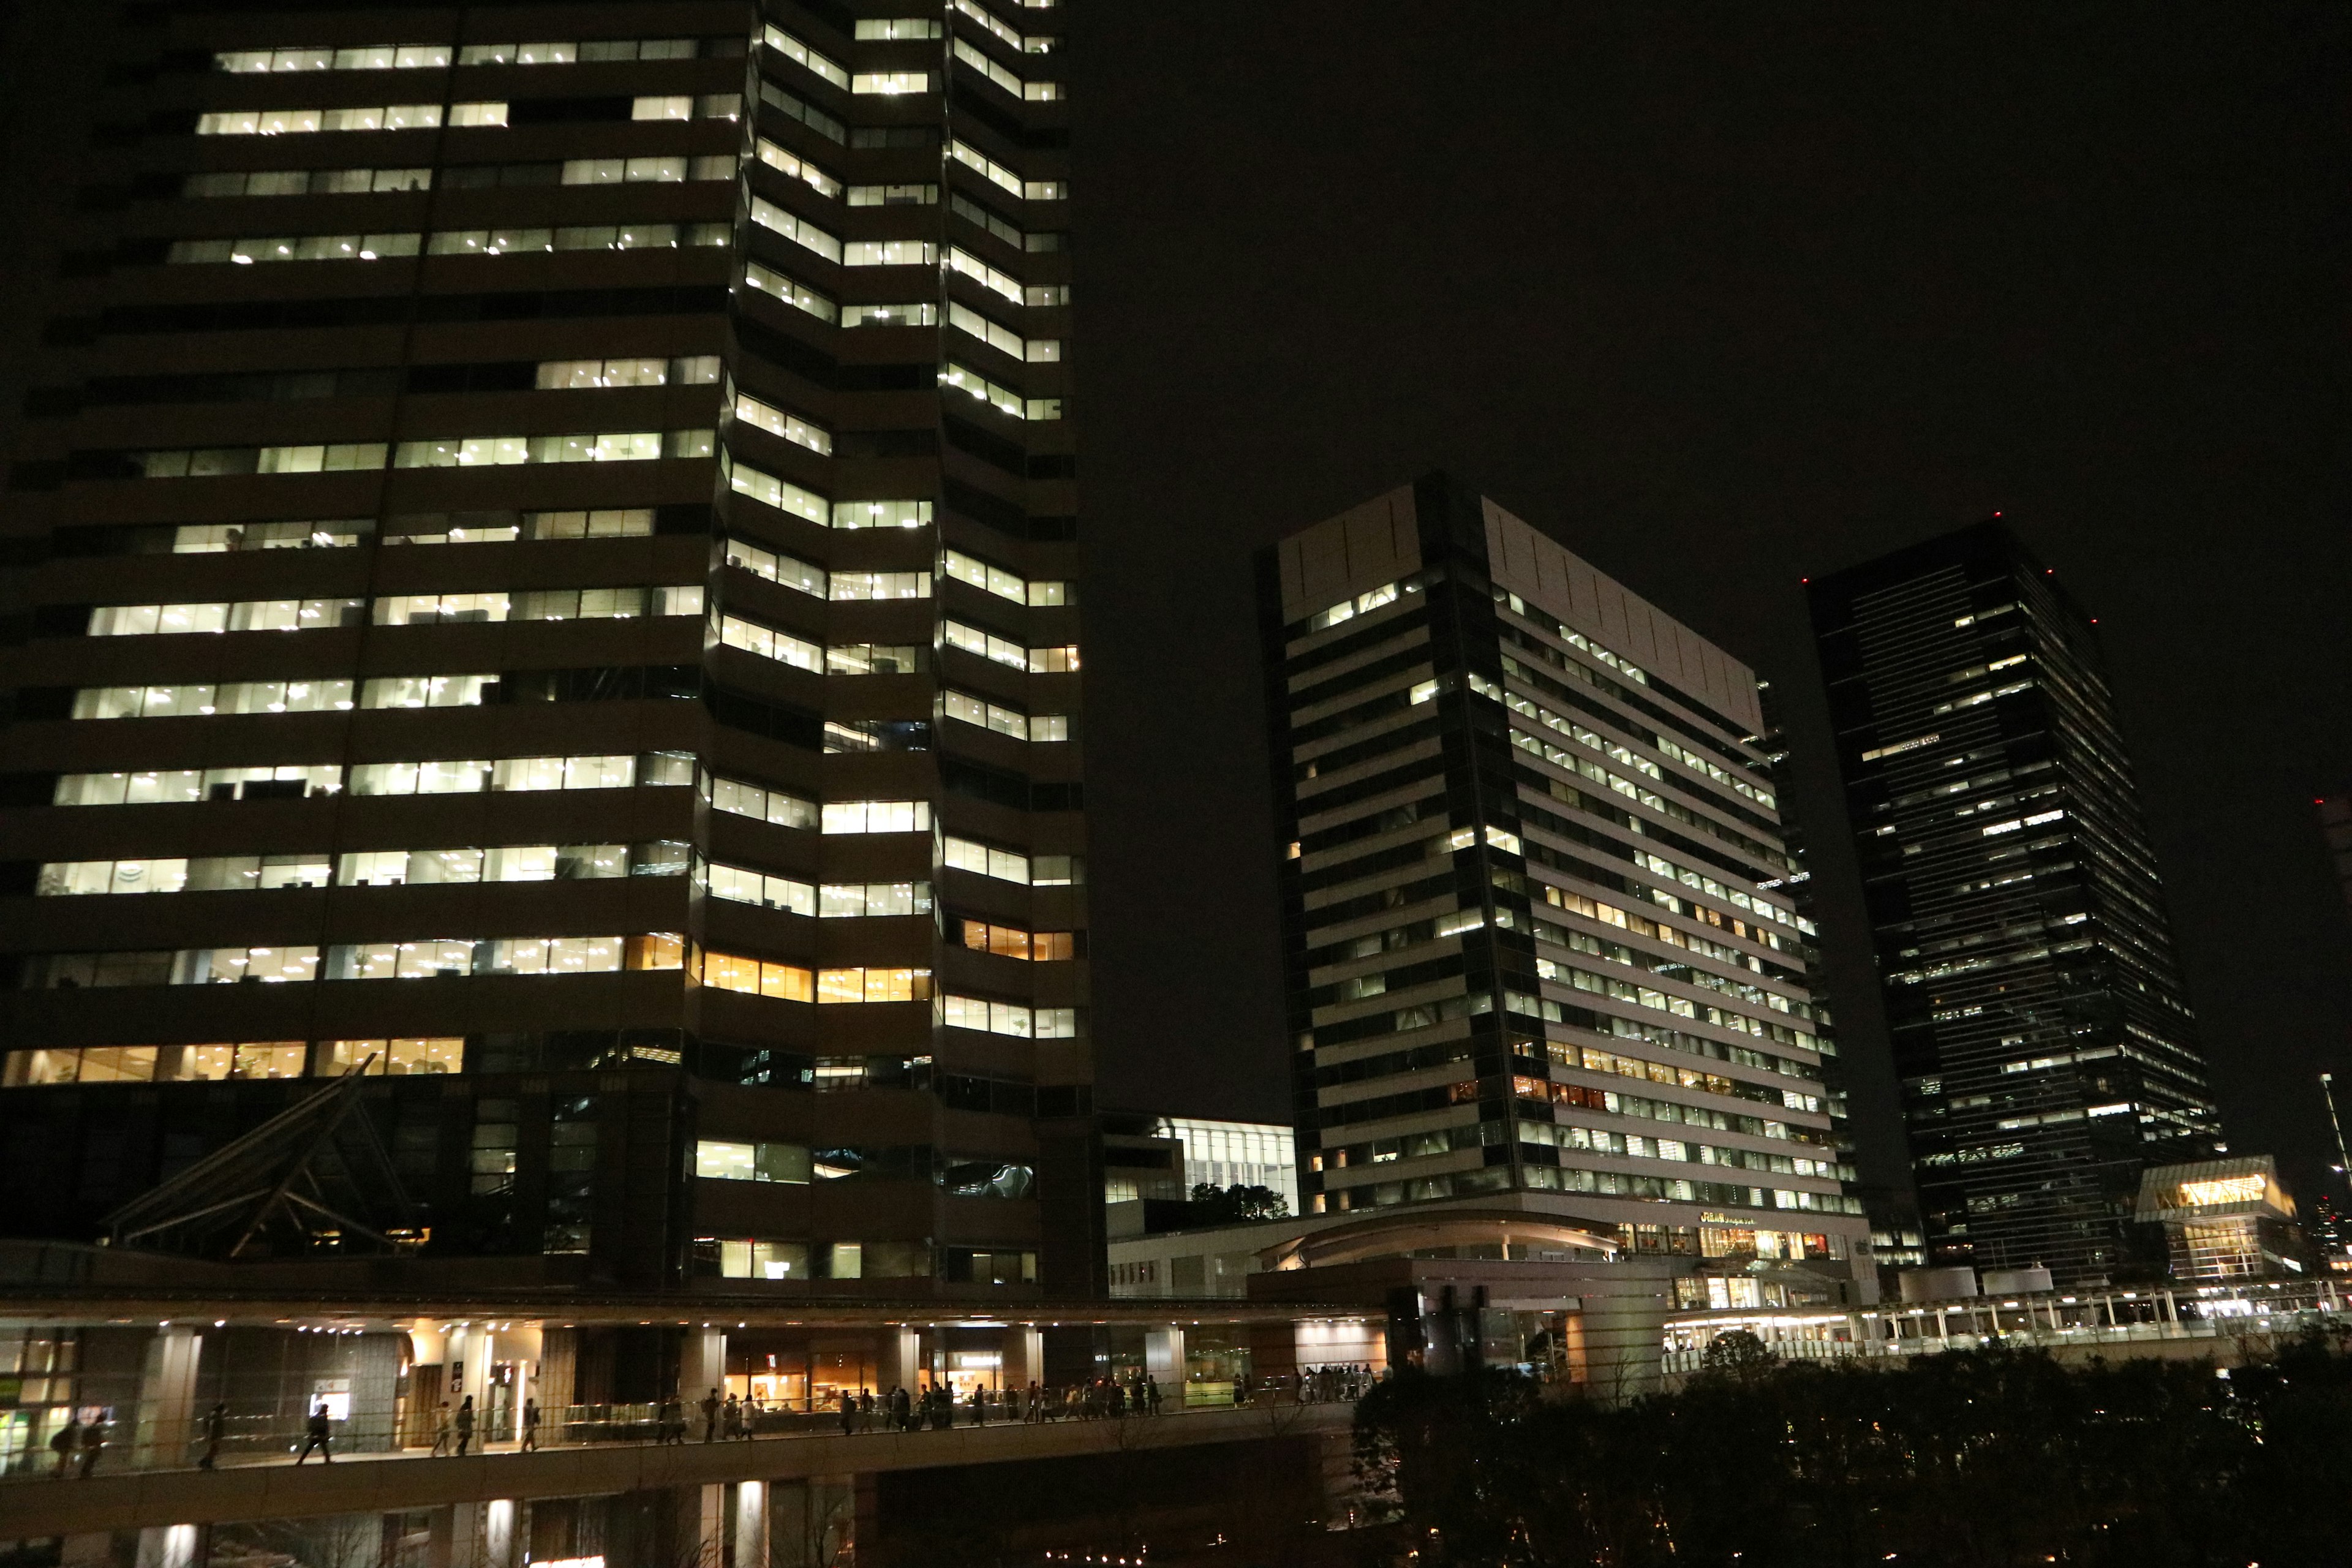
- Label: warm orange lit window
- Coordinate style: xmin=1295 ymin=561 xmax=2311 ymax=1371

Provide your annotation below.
xmin=958 ymin=920 xmax=1074 ymax=962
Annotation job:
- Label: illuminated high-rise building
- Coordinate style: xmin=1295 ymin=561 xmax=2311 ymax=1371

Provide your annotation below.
xmin=0 ymin=0 xmax=1095 ymax=1302
xmin=1259 ymin=477 xmax=1868 ymax=1285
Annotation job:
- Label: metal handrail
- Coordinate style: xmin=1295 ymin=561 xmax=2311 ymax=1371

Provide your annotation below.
xmin=0 ymin=1379 xmax=1363 ymax=1483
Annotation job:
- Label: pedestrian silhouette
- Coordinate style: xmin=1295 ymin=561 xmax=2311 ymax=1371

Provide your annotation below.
xmin=293 ymin=1403 xmax=333 ymax=1464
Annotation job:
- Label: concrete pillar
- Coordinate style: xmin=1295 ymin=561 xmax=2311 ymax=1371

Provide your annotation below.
xmin=695 ymin=1483 xmax=724 ymax=1568
xmin=484 ymin=1500 xmax=518 ymax=1568
xmin=445 ymin=1325 xmax=473 ymax=1405
xmin=134 ymin=1525 xmax=200 ymax=1568
xmin=733 ymin=1480 xmax=769 ymax=1568
xmin=1144 ymin=1326 xmax=1185 ymax=1403
xmin=428 ymin=1503 xmax=484 ymax=1568
xmin=1576 ymin=1289 xmax=1668 ymax=1406
xmin=137 ymin=1325 xmax=203 ymax=1469
xmin=1002 ymin=1326 xmax=1044 ymax=1390
xmin=875 ymin=1327 xmax=921 ymax=1397
xmin=680 ymin=1327 xmax=726 ymax=1408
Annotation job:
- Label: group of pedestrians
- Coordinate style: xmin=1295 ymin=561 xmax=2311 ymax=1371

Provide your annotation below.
xmin=1237 ymin=1363 xmax=1378 ymax=1405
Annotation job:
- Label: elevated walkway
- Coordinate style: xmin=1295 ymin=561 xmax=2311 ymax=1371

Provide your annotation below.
xmin=0 ymin=1403 xmax=1355 ymax=1537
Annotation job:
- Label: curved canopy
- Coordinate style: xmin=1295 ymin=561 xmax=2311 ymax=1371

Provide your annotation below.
xmin=1260 ymin=1207 xmax=1621 ymax=1271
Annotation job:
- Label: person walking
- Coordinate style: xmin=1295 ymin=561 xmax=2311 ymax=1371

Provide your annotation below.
xmin=742 ymin=1392 xmax=762 ymax=1439
xmin=890 ymin=1385 xmax=910 ymax=1431
xmin=293 ymin=1402 xmax=333 ymax=1465
xmin=699 ymin=1387 xmax=721 ymax=1442
xmin=50 ymin=1415 xmax=81 ymax=1478
xmin=858 ymin=1387 xmax=874 ymax=1433
xmin=453 ymin=1395 xmax=475 ymax=1457
xmin=659 ymin=1395 xmax=684 ymax=1444
xmin=429 ymin=1401 xmax=453 ymax=1456
xmin=198 ymin=1401 xmax=228 ymax=1469
xmin=1146 ymin=1374 xmax=1163 ymax=1416
xmin=77 ymin=1415 xmax=108 ymax=1477
xmin=721 ymin=1392 xmax=741 ymax=1440
xmin=519 ymin=1397 xmax=540 ymax=1452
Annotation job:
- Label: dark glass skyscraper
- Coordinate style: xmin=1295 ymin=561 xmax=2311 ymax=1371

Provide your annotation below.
xmin=0 ymin=0 xmax=1094 ymax=1298
xmin=1809 ymin=523 xmax=2220 ymax=1286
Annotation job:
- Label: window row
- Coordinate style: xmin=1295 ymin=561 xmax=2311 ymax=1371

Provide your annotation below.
xmin=196 ymin=94 xmax=741 ymax=137
xmin=50 ymin=751 xmax=691 ymax=807
xmin=39 ymin=841 xmax=680 ymax=895
xmin=943 ymin=620 xmax=1079 ymax=673
xmin=695 ymin=1139 xmax=1036 ymax=1199
xmin=88 ymin=584 xmax=698 ymax=637
xmin=1516 ymin=1114 xmax=1844 ymax=1182
xmin=26 ymin=932 xmax=683 ymax=989
xmin=705 ymin=867 xmax=931 ymax=919
xmin=754 ymin=137 xmax=840 ymax=200
xmin=72 ymin=672 xmax=601 ymax=717
xmin=956 ymin=919 xmax=1074 ymax=962
xmin=138 ymin=429 xmax=712 ymax=478
xmin=940 ymin=993 xmax=1078 ymax=1039
xmin=196 ymin=102 xmax=511 ymax=135
xmin=721 ymin=486 xmax=929 ymax=551
xmin=942 ymin=549 xmax=1072 ymax=608
xmin=948 ymin=246 xmax=1069 ymax=309
xmin=948 ymin=301 xmax=1060 ymax=363
xmin=186 ymin=155 xmax=739 ymax=201
xmin=698 ymin=952 xmax=931 ymax=1005
xmin=213 ymin=37 xmax=722 ymax=72
xmin=760 ymin=22 xmax=848 ymax=88
xmin=695 ymin=1238 xmax=943 ymax=1283
xmin=3 ymin=1038 xmax=463 ymax=1088
xmin=333 ymin=933 xmax=684 ymax=979
xmin=133 ymin=511 xmax=645 ymax=554
xmin=942 ymin=835 xmax=1081 ymax=887
xmin=940 ymin=361 xmax=1061 ymax=423
xmin=951 ymin=0 xmax=1059 ymax=56
xmin=948 ymin=139 xmax=1066 ymax=203
xmin=950 ymin=37 xmax=1061 ymax=101
xmin=944 ymin=688 xmax=1068 ymax=743
xmin=386 ymin=508 xmax=655 ymax=545
xmin=167 ymin=222 xmax=731 ymax=264
xmin=733 ymin=393 xmax=830 ymax=456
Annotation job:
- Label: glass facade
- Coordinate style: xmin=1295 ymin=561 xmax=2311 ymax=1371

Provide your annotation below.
xmin=1810 ymin=523 xmax=2220 ymax=1286
xmin=0 ymin=0 xmax=1091 ymax=1295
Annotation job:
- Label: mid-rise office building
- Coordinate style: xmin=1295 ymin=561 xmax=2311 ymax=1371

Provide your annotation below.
xmin=1257 ymin=477 xmax=1868 ymax=1289
xmin=0 ymin=0 xmax=1095 ymax=1304
xmin=1809 ymin=523 xmax=2220 ymax=1286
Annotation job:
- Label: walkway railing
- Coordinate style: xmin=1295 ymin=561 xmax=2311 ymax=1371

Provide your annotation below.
xmin=1663 ymin=1278 xmax=2352 ymax=1376
xmin=0 ymin=1375 xmax=1371 ymax=1483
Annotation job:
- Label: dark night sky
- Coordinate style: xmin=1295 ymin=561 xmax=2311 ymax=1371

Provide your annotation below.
xmin=1060 ymin=4 xmax=2352 ymax=1201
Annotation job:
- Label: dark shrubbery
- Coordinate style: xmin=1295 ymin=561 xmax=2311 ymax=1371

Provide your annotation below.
xmin=1351 ymin=1330 xmax=2352 ymax=1567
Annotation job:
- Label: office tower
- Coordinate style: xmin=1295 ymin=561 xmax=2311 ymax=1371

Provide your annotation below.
xmin=0 ymin=0 xmax=1093 ymax=1298
xmin=1257 ymin=477 xmax=1868 ymax=1279
xmin=1808 ymin=523 xmax=2220 ymax=1286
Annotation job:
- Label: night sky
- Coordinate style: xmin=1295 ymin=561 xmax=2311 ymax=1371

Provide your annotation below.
xmin=1063 ymin=4 xmax=2352 ymax=1202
